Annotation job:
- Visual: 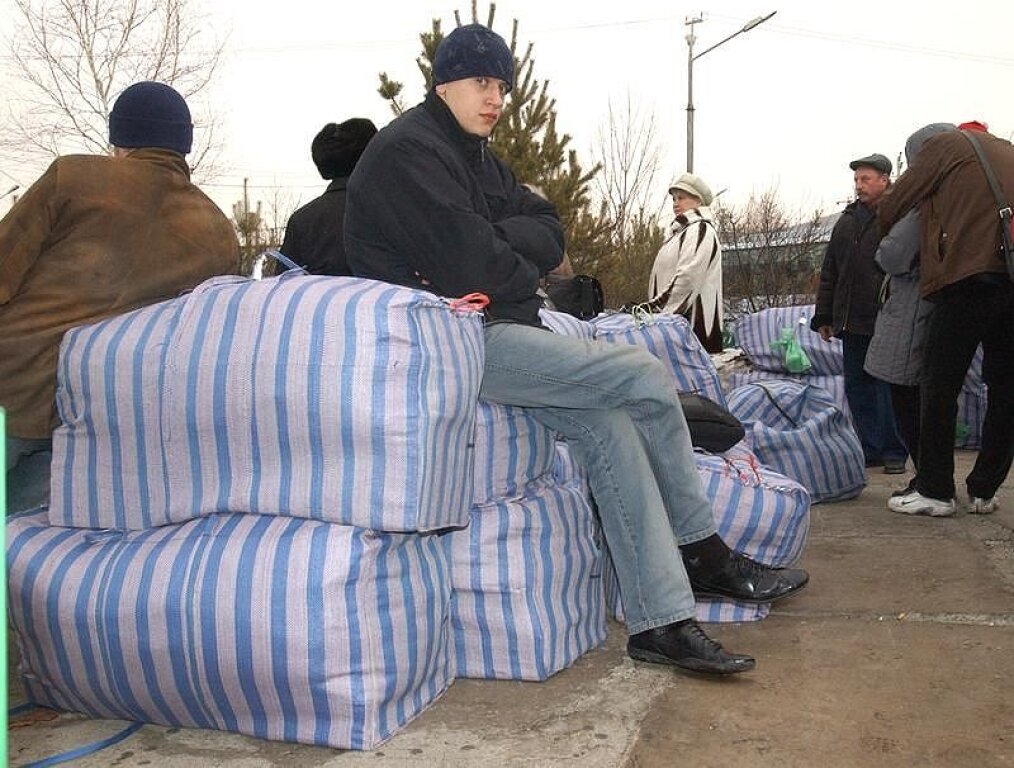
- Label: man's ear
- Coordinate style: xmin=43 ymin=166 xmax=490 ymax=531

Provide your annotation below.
xmin=435 ymin=84 xmax=447 ymax=99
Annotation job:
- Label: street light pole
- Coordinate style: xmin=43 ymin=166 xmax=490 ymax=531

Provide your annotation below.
xmin=685 ymin=11 xmax=776 ymax=173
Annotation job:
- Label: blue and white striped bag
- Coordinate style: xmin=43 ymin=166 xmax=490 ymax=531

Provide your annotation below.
xmin=602 ymin=448 xmax=810 ymax=624
xmin=50 ymin=274 xmax=484 ymax=532
xmin=471 ymin=401 xmax=556 ymax=506
xmin=590 ymin=312 xmax=727 ymax=407
xmin=955 ymin=345 xmax=985 ymax=449
xmin=727 ymin=378 xmax=866 ymax=503
xmin=957 ymin=383 xmax=987 ymax=450
xmin=7 ymin=509 xmax=453 ymax=751
xmin=727 ymin=370 xmax=853 ymax=428
xmin=735 ymin=305 xmax=843 ymax=376
xmin=551 ymin=442 xmax=588 ymax=489
xmin=539 ymin=308 xmax=596 ymax=339
xmin=444 ymin=480 xmax=606 ymax=681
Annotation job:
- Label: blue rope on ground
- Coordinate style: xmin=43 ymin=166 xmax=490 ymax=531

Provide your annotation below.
xmin=17 ymin=721 xmax=143 ymax=768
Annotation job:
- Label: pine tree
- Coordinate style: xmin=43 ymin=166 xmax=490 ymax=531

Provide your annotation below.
xmin=376 ymin=3 xmax=611 ymax=271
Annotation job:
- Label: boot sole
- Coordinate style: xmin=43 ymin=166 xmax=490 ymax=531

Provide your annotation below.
xmin=627 ymin=646 xmax=755 ymax=675
xmin=691 ymin=579 xmax=808 ymax=605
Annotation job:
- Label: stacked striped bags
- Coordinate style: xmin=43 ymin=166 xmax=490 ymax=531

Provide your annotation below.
xmin=730 ymin=305 xmax=852 ymax=424
xmin=729 ymin=305 xmax=866 ymax=502
xmin=441 ymin=307 xmax=606 ymax=682
xmin=446 ymin=322 xmax=608 ymax=681
xmin=586 ymin=312 xmax=811 ymax=623
xmin=8 ymin=275 xmax=485 ymax=750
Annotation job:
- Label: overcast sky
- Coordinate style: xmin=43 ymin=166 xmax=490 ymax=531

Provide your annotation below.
xmin=3 ymin=0 xmax=1013 ymax=223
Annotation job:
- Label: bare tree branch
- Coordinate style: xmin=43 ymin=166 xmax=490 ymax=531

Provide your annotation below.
xmin=715 ymin=189 xmax=828 ymax=320
xmin=586 ymin=95 xmax=666 ymax=308
xmin=2 ymin=0 xmax=225 ymax=181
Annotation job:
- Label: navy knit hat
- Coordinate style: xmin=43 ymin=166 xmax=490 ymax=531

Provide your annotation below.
xmin=432 ymin=23 xmax=514 ymax=93
xmin=108 ymin=81 xmax=193 ymax=155
xmin=311 ymin=118 xmax=378 ymax=180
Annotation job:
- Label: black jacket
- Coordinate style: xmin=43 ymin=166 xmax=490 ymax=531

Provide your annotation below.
xmin=280 ymin=178 xmax=352 ymax=276
xmin=811 ymin=200 xmax=885 ymax=336
xmin=344 ymin=91 xmax=564 ymax=325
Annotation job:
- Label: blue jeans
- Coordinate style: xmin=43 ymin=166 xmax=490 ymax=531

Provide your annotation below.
xmin=479 ymin=323 xmax=716 ymax=634
xmin=5 ymin=436 xmax=53 ymax=513
xmin=842 ymin=332 xmax=907 ymax=464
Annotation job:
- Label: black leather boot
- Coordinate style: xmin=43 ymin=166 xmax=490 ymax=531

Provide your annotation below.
xmin=681 ymin=535 xmax=809 ymax=604
xmin=627 ymin=619 xmax=755 ymax=675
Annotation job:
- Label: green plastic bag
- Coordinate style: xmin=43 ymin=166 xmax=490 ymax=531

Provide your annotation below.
xmin=771 ymin=325 xmax=812 ymax=374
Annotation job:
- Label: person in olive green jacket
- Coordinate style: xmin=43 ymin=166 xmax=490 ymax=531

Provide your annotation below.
xmin=0 ymin=81 xmax=240 ymax=510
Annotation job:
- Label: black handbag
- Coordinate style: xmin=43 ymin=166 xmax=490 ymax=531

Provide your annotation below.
xmin=961 ymin=129 xmax=1014 ymax=281
xmin=544 ymin=274 xmax=605 ymax=320
xmin=677 ymin=392 xmax=745 ymax=453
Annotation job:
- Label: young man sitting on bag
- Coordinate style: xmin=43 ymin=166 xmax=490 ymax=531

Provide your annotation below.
xmin=345 ymin=23 xmax=808 ymax=676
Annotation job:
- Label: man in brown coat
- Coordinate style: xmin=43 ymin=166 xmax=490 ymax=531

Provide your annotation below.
xmin=1 ymin=80 xmax=240 ymax=509
xmin=879 ymin=124 xmax=1014 ymax=517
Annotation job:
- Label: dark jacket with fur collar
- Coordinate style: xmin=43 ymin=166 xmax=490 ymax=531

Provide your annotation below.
xmin=344 ymin=91 xmax=564 ymax=325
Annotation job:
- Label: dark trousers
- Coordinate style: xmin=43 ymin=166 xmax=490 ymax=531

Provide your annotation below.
xmin=917 ymin=284 xmax=1014 ymax=501
xmin=890 ymin=384 xmax=921 ymax=470
xmin=842 ymin=332 xmax=907 ymax=464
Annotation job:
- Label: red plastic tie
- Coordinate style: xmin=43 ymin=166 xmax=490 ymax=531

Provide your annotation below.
xmin=449 ymin=292 xmax=490 ymax=314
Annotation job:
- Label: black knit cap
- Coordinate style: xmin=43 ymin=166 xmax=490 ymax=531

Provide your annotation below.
xmin=431 ymin=23 xmax=514 ymax=93
xmin=311 ymin=118 xmax=378 ymax=180
xmin=108 ymin=81 xmax=193 ymax=155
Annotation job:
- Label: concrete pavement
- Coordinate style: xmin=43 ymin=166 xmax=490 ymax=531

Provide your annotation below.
xmin=8 ymin=452 xmax=1013 ymax=767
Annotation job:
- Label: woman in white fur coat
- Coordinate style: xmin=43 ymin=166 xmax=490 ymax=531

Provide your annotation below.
xmin=647 ymin=172 xmax=724 ymax=352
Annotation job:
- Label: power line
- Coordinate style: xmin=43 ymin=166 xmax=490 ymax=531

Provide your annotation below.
xmin=1 ymin=13 xmax=1011 ymax=69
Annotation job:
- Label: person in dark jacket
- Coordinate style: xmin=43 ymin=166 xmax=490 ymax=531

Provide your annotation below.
xmin=880 ymin=124 xmax=1014 ymax=518
xmin=0 ymin=80 xmax=240 ymax=511
xmin=280 ymin=118 xmax=377 ymax=275
xmin=811 ymin=153 xmax=908 ymax=474
xmin=346 ymin=23 xmax=807 ymax=677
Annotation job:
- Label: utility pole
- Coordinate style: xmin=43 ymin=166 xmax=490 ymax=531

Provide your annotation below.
xmin=684 ymin=11 xmax=777 ymax=174
xmin=685 ymin=15 xmax=703 ymax=173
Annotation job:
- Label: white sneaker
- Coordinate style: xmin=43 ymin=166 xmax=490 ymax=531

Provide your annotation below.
xmin=967 ymin=496 xmax=998 ymax=515
xmin=887 ymin=491 xmax=956 ymax=517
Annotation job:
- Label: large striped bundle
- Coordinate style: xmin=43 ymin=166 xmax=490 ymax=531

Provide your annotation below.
xmin=50 ymin=274 xmax=484 ymax=532
xmin=602 ymin=447 xmax=809 ymax=624
xmin=727 ymin=378 xmax=866 ymax=503
xmin=590 ymin=312 xmax=726 ymax=407
xmin=539 ymin=308 xmax=596 ymax=339
xmin=472 ymin=402 xmax=556 ymax=506
xmin=727 ymin=370 xmax=853 ymax=427
xmin=955 ymin=345 xmax=985 ymax=450
xmin=551 ymin=442 xmax=588 ymax=489
xmin=956 ymin=383 xmax=987 ymax=450
xmin=444 ymin=480 xmax=606 ymax=681
xmin=735 ymin=305 xmax=843 ymax=376
xmin=7 ymin=509 xmax=453 ymax=750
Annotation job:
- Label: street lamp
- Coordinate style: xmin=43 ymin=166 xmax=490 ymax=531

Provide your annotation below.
xmin=685 ymin=11 xmax=776 ymax=172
